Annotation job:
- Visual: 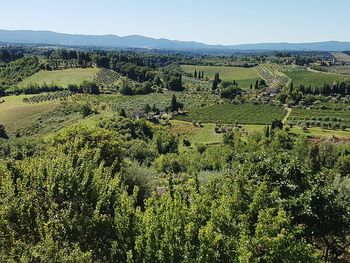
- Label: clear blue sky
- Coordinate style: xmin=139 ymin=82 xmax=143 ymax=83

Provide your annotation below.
xmin=1 ymin=0 xmax=349 ymax=45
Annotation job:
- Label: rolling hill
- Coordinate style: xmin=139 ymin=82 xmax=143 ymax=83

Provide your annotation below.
xmin=1 ymin=29 xmax=350 ymax=51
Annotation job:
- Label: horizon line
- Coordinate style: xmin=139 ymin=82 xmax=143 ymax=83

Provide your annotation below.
xmin=1 ymin=28 xmax=350 ymax=47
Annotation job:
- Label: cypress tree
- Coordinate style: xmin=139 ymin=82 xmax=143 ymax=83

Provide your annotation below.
xmin=265 ymin=125 xmax=270 ymax=138
xmin=171 ymin=94 xmax=178 ymax=112
xmin=214 ymin=72 xmax=220 ymax=82
xmin=255 ymin=80 xmax=259 ymax=89
xmin=0 ymin=124 xmax=8 ymax=139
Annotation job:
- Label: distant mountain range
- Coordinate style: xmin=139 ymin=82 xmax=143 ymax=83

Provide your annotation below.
xmin=1 ymin=29 xmax=350 ymax=52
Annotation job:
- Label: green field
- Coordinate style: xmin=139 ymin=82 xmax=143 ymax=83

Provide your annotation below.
xmin=177 ymin=104 xmax=286 ymax=125
xmin=170 ymin=120 xmax=222 ymax=145
xmin=79 ymin=112 xmax=114 ymax=128
xmin=18 ymin=68 xmax=100 ymax=87
xmin=181 ymin=65 xmax=261 ymax=89
xmin=285 ymin=70 xmax=347 ymax=87
xmin=0 ymin=95 xmax=57 ymax=133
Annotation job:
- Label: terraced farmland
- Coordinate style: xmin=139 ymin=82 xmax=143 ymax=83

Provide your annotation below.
xmin=23 ymin=91 xmax=73 ymax=104
xmin=94 ymin=68 xmax=120 ymax=92
xmin=256 ymin=64 xmax=291 ymax=89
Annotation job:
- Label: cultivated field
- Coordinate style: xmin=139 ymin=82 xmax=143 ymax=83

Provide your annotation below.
xmin=256 ymin=64 xmax=291 ymax=89
xmin=18 ymin=68 xmax=100 ymax=87
xmin=177 ymin=104 xmax=286 ymax=125
xmin=289 ymin=108 xmax=350 ymax=125
xmin=181 ymin=65 xmax=261 ymax=89
xmin=285 ymin=70 xmax=346 ymax=87
xmin=94 ymin=68 xmax=120 ymax=92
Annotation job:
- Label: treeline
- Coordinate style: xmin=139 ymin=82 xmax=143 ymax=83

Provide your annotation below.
xmin=95 ymin=53 xmax=163 ymax=86
xmin=0 ymin=47 xmax=185 ymax=93
xmin=298 ymin=79 xmax=350 ymax=96
xmin=119 ymin=79 xmax=154 ymax=95
xmin=67 ymin=81 xmax=100 ymax=95
xmin=294 ymin=56 xmax=318 ymax=66
xmin=9 ymin=82 xmax=64 ymax=95
xmin=45 ymin=50 xmax=92 ymax=70
xmin=0 ymin=117 xmax=349 ymax=262
xmin=95 ymin=51 xmax=184 ymax=68
xmin=188 ymin=69 xmax=205 ymax=79
xmin=277 ymin=80 xmax=350 ymax=106
xmin=8 ymin=81 xmax=100 ymax=95
xmin=212 ymin=73 xmax=266 ymax=99
xmin=113 ymin=62 xmax=158 ymax=82
xmin=87 ymin=52 xmax=183 ymax=92
xmin=0 ymin=48 xmax=24 ymax=62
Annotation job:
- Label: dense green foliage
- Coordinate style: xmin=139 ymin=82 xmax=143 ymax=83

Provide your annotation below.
xmin=0 ymin=56 xmax=40 ymax=85
xmin=1 ymin=119 xmax=350 ymax=262
xmin=1 ymin=46 xmax=350 ymax=262
xmin=0 ymin=48 xmax=24 ymax=62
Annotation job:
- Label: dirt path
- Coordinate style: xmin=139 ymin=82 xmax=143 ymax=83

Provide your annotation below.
xmin=282 ymin=107 xmax=292 ymax=124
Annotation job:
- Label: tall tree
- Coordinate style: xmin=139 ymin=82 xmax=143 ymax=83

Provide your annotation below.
xmin=171 ymin=94 xmax=179 ymax=112
xmin=255 ymin=80 xmax=259 ymax=89
xmin=0 ymin=124 xmax=8 ymax=139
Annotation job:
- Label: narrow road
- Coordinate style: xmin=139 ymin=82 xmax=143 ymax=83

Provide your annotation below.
xmin=283 ymin=107 xmax=292 ymax=124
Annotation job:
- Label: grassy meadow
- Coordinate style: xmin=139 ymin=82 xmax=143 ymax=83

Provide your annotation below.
xmin=18 ymin=68 xmax=100 ymax=87
xmin=170 ymin=120 xmax=222 ymax=145
xmin=0 ymin=95 xmax=58 ymax=133
xmin=181 ymin=65 xmax=261 ymax=89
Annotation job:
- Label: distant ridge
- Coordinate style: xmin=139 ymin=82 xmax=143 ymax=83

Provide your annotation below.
xmin=1 ymin=29 xmax=350 ymax=51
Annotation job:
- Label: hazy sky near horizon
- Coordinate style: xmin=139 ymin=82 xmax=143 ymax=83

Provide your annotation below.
xmin=0 ymin=0 xmax=349 ymax=45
